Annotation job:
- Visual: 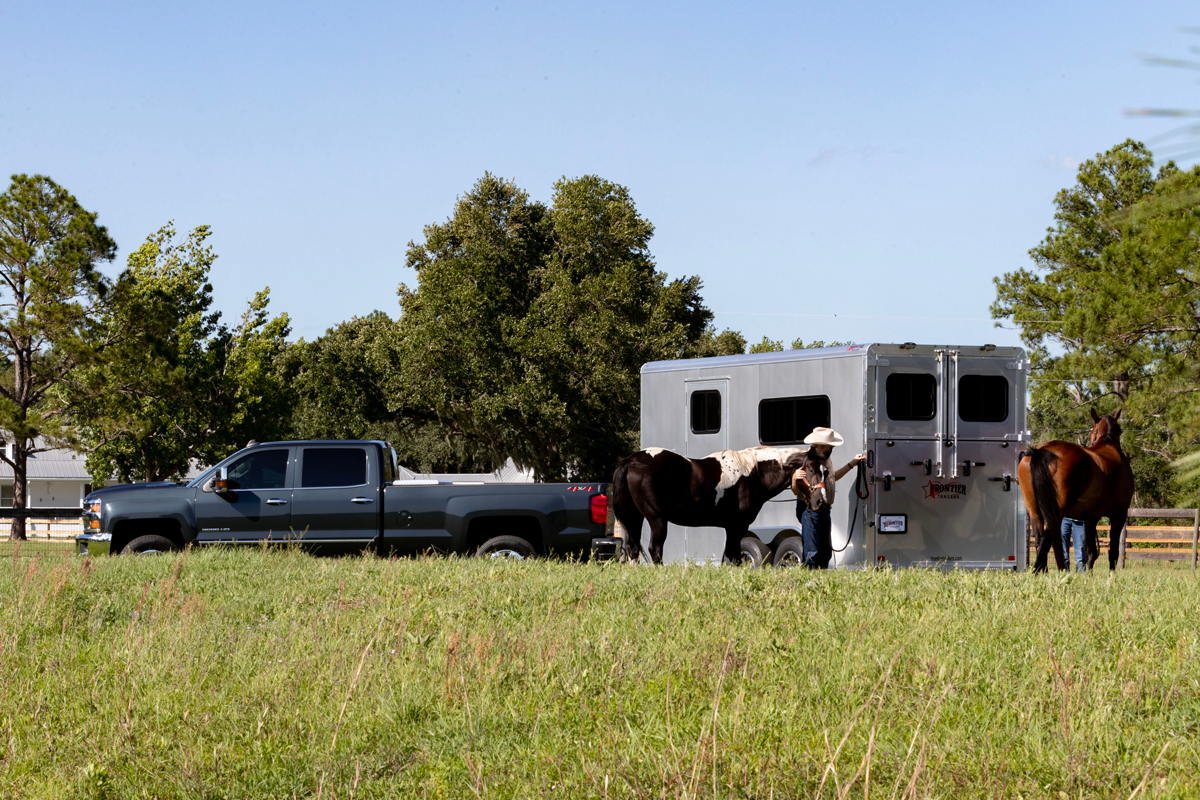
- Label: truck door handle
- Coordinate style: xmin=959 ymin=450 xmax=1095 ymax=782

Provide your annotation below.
xmin=350 ymin=497 xmax=375 ymax=504
xmin=910 ymin=459 xmax=932 ymax=475
xmin=265 ymin=499 xmax=288 ymax=506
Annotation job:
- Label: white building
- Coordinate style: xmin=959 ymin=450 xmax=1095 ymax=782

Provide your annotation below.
xmin=0 ymin=441 xmax=93 ymax=510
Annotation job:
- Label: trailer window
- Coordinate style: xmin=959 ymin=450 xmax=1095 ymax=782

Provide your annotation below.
xmin=886 ymin=373 xmax=936 ymax=421
xmin=690 ymin=390 xmax=722 ymax=434
xmin=758 ymin=395 xmax=831 ymax=445
xmin=958 ymin=375 xmax=1009 ymax=422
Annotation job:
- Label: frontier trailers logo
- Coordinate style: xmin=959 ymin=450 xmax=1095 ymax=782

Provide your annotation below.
xmin=924 ymin=480 xmax=966 ymax=500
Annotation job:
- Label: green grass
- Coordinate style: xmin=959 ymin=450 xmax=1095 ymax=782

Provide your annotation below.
xmin=2 ymin=549 xmax=1198 ymax=799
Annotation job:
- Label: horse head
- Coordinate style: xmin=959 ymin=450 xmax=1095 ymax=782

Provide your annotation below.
xmin=1088 ymin=407 xmax=1123 ymax=449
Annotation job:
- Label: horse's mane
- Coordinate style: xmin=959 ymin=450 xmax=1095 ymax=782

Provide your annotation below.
xmin=1092 ymin=415 xmax=1124 ymax=450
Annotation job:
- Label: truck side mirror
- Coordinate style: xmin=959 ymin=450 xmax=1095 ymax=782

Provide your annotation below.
xmin=214 ymin=467 xmax=229 ymax=494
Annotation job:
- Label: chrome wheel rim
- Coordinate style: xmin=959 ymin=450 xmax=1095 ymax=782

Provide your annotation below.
xmin=136 ymin=549 xmax=165 ymax=555
xmin=777 ymin=551 xmax=802 ymax=567
xmin=488 ymin=549 xmax=526 ymax=560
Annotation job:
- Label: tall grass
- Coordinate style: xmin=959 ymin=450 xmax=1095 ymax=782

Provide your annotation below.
xmin=1 ymin=548 xmax=1197 ymax=799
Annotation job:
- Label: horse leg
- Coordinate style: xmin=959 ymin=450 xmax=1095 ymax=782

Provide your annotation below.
xmin=648 ymin=518 xmax=669 ymax=565
xmin=617 ymin=510 xmax=645 ymax=563
xmin=1083 ymin=520 xmax=1099 ymax=571
xmin=723 ymin=526 xmax=747 ymax=565
xmin=1033 ymin=518 xmax=1060 ymax=573
xmin=1107 ymin=509 xmax=1128 ymax=571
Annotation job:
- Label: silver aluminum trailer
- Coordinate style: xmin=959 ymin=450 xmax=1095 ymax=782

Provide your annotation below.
xmin=639 ymin=343 xmax=1029 ymax=569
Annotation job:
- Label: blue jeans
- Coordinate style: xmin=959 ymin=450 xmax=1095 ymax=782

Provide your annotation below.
xmin=799 ymin=505 xmax=832 ymax=569
xmin=1061 ymin=517 xmax=1087 ymax=572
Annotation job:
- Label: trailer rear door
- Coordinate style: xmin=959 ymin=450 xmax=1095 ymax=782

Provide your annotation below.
xmin=873 ymin=349 xmax=1020 ymax=568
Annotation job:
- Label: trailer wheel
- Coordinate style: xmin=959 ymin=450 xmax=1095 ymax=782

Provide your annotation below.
xmin=773 ymin=537 xmax=806 ymax=568
xmin=477 ymin=535 xmax=537 ymax=561
xmin=740 ymin=537 xmax=771 ymax=568
xmin=121 ymin=534 xmax=178 ymax=555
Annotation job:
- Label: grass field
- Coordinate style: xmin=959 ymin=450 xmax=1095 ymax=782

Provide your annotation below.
xmin=2 ymin=549 xmax=1197 ymax=799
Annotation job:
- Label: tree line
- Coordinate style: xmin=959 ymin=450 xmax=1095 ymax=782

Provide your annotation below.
xmin=0 ymin=172 xmax=766 ymax=538
xmin=994 ymin=139 xmax=1200 ymax=508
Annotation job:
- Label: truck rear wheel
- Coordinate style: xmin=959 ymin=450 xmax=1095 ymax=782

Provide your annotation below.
xmin=121 ymin=534 xmax=178 ymax=555
xmin=773 ymin=537 xmax=805 ymax=567
xmin=740 ymin=537 xmax=771 ymax=568
xmin=477 ymin=535 xmax=537 ymax=560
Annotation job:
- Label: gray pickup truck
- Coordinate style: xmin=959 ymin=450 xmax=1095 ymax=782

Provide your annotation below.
xmin=77 ymin=440 xmax=617 ymax=560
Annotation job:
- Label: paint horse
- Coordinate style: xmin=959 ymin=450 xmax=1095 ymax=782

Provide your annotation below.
xmin=1018 ymin=409 xmax=1135 ymax=572
xmin=612 ymin=446 xmax=807 ymax=564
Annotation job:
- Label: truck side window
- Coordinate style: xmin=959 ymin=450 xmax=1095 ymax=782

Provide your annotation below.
xmin=226 ymin=449 xmax=289 ymax=490
xmin=302 ymin=448 xmax=368 ymax=488
xmin=958 ymin=374 xmax=1009 ymax=422
xmin=759 ymin=395 xmax=831 ymax=445
xmin=886 ymin=373 xmax=936 ymax=421
xmin=690 ymin=390 xmax=722 ymax=434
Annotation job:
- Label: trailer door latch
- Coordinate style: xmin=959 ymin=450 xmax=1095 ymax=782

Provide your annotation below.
xmin=987 ymin=473 xmax=1012 ymax=491
xmin=875 ymin=471 xmax=906 ymax=491
xmin=959 ymin=461 xmax=985 ymax=477
xmin=910 ymin=459 xmax=932 ymax=475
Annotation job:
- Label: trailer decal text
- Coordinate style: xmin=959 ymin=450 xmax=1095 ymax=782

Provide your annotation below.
xmin=923 ymin=481 xmax=966 ymax=500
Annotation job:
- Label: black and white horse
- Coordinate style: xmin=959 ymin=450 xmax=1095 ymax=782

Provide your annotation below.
xmin=612 ymin=446 xmax=807 ymax=564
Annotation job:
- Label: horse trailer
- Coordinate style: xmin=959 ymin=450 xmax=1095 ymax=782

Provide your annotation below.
xmin=639 ymin=343 xmax=1030 ymax=569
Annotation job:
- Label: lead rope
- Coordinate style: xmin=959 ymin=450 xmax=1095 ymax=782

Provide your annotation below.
xmin=832 ymin=460 xmax=870 ymax=553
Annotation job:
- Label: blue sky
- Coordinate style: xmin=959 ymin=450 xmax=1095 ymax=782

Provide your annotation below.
xmin=2 ymin=1 xmax=1196 ymax=345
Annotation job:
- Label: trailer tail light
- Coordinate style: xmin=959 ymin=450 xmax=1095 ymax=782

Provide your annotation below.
xmin=590 ymin=494 xmax=608 ymax=525
xmin=1008 ymin=555 xmax=1016 ymax=561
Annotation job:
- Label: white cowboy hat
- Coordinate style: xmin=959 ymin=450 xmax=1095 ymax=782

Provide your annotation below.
xmin=804 ymin=427 xmax=844 ymax=447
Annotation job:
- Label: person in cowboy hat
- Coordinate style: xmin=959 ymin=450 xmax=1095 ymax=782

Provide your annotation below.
xmin=790 ymin=427 xmax=865 ymax=569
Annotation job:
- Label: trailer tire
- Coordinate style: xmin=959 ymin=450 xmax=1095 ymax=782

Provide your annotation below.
xmin=740 ymin=537 xmax=771 ymax=568
xmin=477 ymin=535 xmax=537 ymax=561
xmin=121 ymin=534 xmax=178 ymax=555
xmin=772 ymin=537 xmax=806 ymax=568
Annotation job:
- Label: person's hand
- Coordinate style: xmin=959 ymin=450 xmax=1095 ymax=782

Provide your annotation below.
xmin=853 ymin=453 xmax=866 ymax=463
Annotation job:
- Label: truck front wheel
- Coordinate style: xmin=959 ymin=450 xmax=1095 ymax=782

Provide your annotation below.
xmin=477 ymin=535 xmax=537 ymax=560
xmin=121 ymin=534 xmax=178 ymax=555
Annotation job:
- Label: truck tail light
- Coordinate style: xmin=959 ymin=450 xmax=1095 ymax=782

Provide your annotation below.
xmin=590 ymin=494 xmax=608 ymax=525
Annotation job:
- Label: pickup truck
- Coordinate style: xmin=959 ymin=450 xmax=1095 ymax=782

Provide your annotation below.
xmin=77 ymin=440 xmax=617 ymax=560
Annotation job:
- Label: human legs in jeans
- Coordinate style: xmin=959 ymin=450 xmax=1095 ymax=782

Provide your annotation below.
xmin=1060 ymin=517 xmax=1086 ymax=572
xmin=800 ymin=507 xmax=833 ymax=569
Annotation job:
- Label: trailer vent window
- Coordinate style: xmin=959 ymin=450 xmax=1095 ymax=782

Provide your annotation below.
xmin=758 ymin=395 xmax=831 ymax=445
xmin=690 ymin=390 xmax=722 ymax=434
xmin=958 ymin=375 xmax=1009 ymax=422
xmin=886 ymin=373 xmax=937 ymax=421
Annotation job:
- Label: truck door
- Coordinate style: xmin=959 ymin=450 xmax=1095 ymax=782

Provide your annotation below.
xmin=194 ymin=447 xmax=293 ymax=543
xmin=289 ymin=446 xmax=380 ymax=552
xmin=682 ymin=379 xmax=728 ymax=562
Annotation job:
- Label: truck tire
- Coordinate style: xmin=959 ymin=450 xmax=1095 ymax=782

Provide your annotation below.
xmin=477 ymin=535 xmax=537 ymax=560
xmin=121 ymin=534 xmax=178 ymax=555
xmin=773 ymin=537 xmax=806 ymax=567
xmin=740 ymin=537 xmax=771 ymax=568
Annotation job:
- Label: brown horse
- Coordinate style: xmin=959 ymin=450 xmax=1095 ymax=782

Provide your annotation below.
xmin=1018 ymin=409 xmax=1135 ymax=572
xmin=612 ymin=446 xmax=807 ymax=564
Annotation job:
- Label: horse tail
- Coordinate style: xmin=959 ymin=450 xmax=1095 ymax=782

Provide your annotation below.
xmin=611 ymin=456 xmax=635 ymax=538
xmin=1027 ymin=447 xmax=1061 ymax=528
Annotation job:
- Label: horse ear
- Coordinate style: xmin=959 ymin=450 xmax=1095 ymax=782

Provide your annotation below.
xmin=1113 ymin=408 xmax=1122 ymax=421
xmin=1089 ymin=408 xmax=1100 ymax=423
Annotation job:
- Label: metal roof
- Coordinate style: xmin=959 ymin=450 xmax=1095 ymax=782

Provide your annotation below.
xmin=641 ymin=343 xmax=872 ymax=374
xmin=640 ymin=343 xmax=1025 ymax=375
xmin=0 ymin=443 xmax=92 ymax=481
